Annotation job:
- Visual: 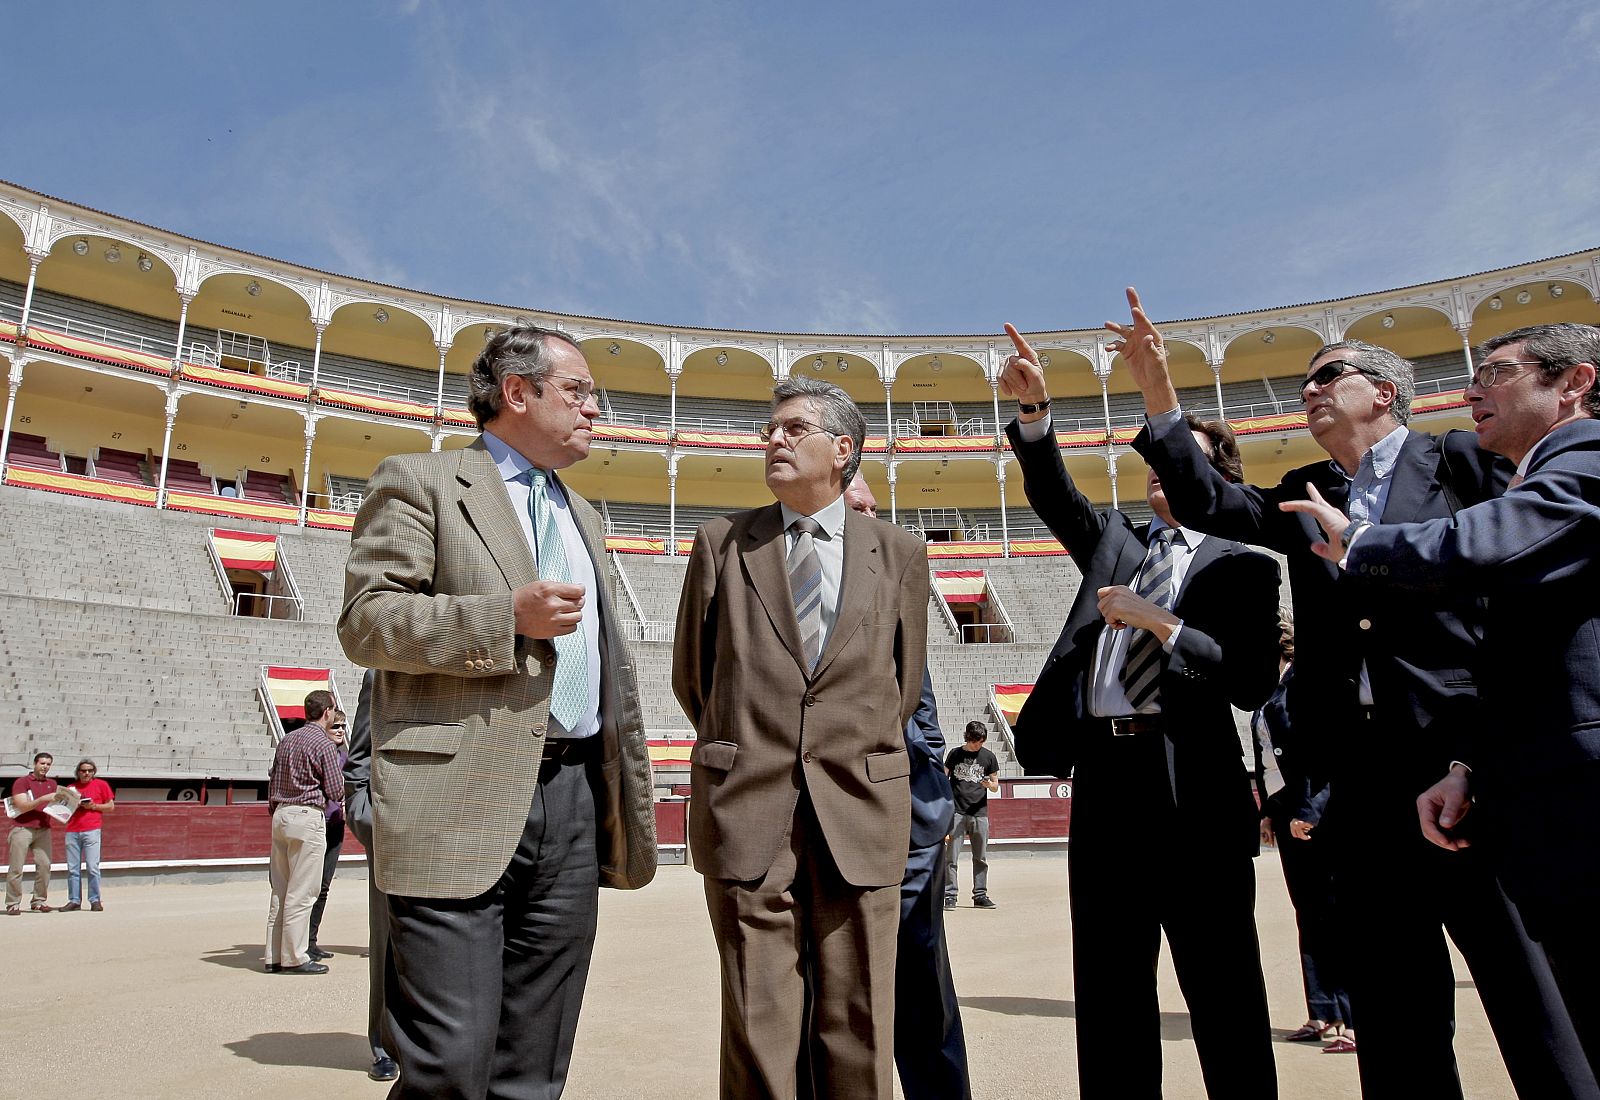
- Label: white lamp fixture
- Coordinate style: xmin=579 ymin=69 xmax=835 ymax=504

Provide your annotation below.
xmin=1039 ymin=354 xmax=1050 ymax=368
xmin=104 ymin=245 xmax=121 ymax=263
xmin=246 ymin=280 xmax=261 ymax=297
xmin=374 ymin=308 xmax=389 ymax=324
xmin=1262 ymin=331 xmax=1276 ymax=344
xmin=930 ymin=356 xmax=943 ymax=372
xmin=1550 ymin=284 xmax=1565 ymax=299
xmin=136 ymin=253 xmax=153 ymax=273
xmin=73 ymin=238 xmax=90 ymax=256
xmin=813 ymin=356 xmax=824 ymax=372
xmin=715 ymin=350 xmax=729 ymax=366
xmin=607 ymin=341 xmax=620 ymax=356
xmin=1489 ymin=295 xmax=1503 ymax=310
xmin=1381 ymin=314 xmax=1395 ymax=329
xmin=1516 ymin=289 xmax=1532 ymax=305
xmin=836 ymin=357 xmax=848 ymax=372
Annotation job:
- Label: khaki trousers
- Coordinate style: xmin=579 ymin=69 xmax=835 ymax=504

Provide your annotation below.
xmin=264 ymin=804 xmax=327 ymax=967
xmin=6 ymin=825 xmax=52 ymax=908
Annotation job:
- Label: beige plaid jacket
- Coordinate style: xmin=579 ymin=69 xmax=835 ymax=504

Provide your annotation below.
xmin=338 ymin=439 xmax=656 ymax=899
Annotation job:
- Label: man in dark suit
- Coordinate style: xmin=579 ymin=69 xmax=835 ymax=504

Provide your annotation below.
xmin=843 ymin=473 xmax=971 ymax=1100
xmin=342 ymin=668 xmax=398 ymax=1083
xmin=1286 ymin=322 xmax=1600 ymax=1093
xmin=1115 ymin=288 xmax=1592 ymax=1098
xmin=340 ymin=323 xmax=656 ymax=1099
xmin=673 ymin=377 xmax=929 ymax=1100
xmin=1000 ymin=325 xmax=1282 ymax=1099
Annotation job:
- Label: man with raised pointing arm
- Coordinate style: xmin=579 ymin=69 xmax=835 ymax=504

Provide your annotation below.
xmin=1283 ymin=322 xmax=1600 ymax=1090
xmin=1118 ymin=290 xmax=1594 ymax=1099
xmin=999 ymin=323 xmax=1282 ymax=1099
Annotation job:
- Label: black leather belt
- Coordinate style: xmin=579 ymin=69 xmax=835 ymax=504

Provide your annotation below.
xmin=1108 ymin=716 xmax=1164 ymax=737
xmin=541 ymin=738 xmax=596 ymax=763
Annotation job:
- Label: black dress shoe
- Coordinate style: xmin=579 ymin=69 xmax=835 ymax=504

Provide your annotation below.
xmin=369 ymin=1055 xmax=399 ymax=1081
xmin=273 ymin=961 xmax=330 ymax=975
xmin=307 ymin=946 xmax=333 ymax=960
xmin=973 ymin=895 xmax=998 ymax=909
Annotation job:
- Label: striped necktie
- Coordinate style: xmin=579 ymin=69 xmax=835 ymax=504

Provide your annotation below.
xmin=1121 ymin=527 xmax=1178 ymax=710
xmin=788 ymin=517 xmax=825 ymax=672
xmin=528 ymin=469 xmax=589 ymax=732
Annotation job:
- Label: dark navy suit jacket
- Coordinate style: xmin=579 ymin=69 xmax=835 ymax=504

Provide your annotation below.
xmin=1133 ymin=418 xmax=1509 ymax=799
xmin=905 ymin=668 xmax=955 ymax=850
xmin=1348 ymin=417 xmax=1600 ymax=913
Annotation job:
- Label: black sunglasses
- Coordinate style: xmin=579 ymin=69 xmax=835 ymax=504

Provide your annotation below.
xmin=1300 ymin=359 xmax=1385 ymax=400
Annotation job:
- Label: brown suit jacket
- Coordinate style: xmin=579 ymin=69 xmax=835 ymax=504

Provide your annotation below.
xmin=338 ymin=438 xmax=656 ymax=899
xmin=672 ymin=502 xmax=929 ymax=887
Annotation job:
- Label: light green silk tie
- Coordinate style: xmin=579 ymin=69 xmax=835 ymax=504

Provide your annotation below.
xmin=528 ymin=469 xmax=589 ymax=732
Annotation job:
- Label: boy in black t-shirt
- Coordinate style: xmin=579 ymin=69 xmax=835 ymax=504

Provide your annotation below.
xmin=943 ymin=722 xmax=1001 ymax=910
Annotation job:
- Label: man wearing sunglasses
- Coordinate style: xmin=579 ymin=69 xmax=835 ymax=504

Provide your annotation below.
xmin=1285 ymin=322 xmax=1600 ymax=1091
xmin=340 ymin=323 xmax=654 ymax=1099
xmin=1119 ymin=289 xmax=1591 ymax=1098
xmin=674 ymin=376 xmax=929 ymax=1100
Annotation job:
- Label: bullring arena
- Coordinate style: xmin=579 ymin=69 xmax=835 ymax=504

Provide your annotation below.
xmin=1 ymin=177 xmax=1594 ymax=1096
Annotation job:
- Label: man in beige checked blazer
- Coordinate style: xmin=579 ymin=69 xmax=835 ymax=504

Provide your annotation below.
xmin=673 ymin=375 xmax=930 ymax=1100
xmin=339 ymin=323 xmax=654 ymax=1100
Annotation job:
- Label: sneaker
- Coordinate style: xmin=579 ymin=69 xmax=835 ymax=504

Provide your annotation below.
xmin=90 ymin=901 xmax=103 ymax=912
xmin=973 ymin=896 xmax=998 ymax=910
xmin=61 ymin=902 xmax=82 ymax=912
xmin=943 ymin=897 xmax=957 ymax=911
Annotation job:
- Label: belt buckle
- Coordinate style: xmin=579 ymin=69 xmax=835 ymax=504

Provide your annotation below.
xmin=1110 ymin=717 xmax=1136 ymax=737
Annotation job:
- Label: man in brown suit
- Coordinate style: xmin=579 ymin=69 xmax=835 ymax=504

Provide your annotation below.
xmin=673 ymin=375 xmax=930 ymax=1100
xmin=339 ymin=323 xmax=655 ymax=1100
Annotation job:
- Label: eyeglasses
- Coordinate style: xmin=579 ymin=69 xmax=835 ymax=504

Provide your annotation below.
xmin=758 ymin=417 xmax=838 ymax=443
xmin=1300 ymin=359 xmax=1385 ymax=402
xmin=544 ymin=374 xmax=597 ymax=407
xmin=1470 ymin=358 xmax=1541 ymax=390
xmin=329 ymin=723 xmax=348 ymax=731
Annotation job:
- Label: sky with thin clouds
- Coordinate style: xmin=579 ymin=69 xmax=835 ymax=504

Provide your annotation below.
xmin=13 ymin=0 xmax=1599 ymax=335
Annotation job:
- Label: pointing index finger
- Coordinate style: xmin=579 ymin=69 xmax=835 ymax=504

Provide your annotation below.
xmin=1004 ymin=323 xmax=1039 ymax=364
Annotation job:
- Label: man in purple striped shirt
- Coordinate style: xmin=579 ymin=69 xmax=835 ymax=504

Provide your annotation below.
xmin=264 ymin=689 xmax=345 ymax=975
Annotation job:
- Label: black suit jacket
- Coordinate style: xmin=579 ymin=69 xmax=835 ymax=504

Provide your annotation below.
xmin=343 ymin=667 xmax=376 ymax=851
xmin=1348 ymin=418 xmax=1600 ymax=911
xmin=1133 ymin=418 xmax=1509 ymax=795
xmin=1006 ymin=419 xmax=1282 ymax=859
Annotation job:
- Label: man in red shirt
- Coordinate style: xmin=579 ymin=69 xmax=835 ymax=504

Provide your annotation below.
xmin=7 ymin=752 xmax=66 ymax=914
xmin=62 ymin=759 xmax=114 ymax=912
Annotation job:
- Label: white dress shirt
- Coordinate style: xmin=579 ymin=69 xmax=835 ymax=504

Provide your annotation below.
xmin=779 ymin=493 xmax=848 ymax=658
xmin=483 ymin=431 xmax=602 ymax=740
xmin=1016 ymin=414 xmax=1199 ymax=716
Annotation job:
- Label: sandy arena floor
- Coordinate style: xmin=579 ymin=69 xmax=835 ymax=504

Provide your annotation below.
xmin=0 ymin=850 xmax=1515 ymax=1098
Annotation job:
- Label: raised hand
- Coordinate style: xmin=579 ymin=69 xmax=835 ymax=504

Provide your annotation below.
xmin=999 ymin=323 xmax=1049 ymax=411
xmin=1105 ymin=287 xmax=1178 ymax=414
xmin=1279 ymin=484 xmax=1350 ymax=562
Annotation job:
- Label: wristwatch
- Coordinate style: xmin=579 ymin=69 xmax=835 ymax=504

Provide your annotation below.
xmin=1340 ymin=518 xmax=1372 ymax=550
xmin=1017 ymin=397 xmax=1052 ymax=414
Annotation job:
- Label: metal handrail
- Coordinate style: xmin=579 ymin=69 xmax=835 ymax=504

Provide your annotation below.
xmin=608 ymin=552 xmax=647 ymax=624
xmin=274 ymin=541 xmax=308 ymax=621
xmin=2 ymin=303 xmax=179 ymax=359
xmin=204 ymin=529 xmax=234 ymax=610
xmin=620 ymin=620 xmax=676 ymax=643
xmin=982 ymin=583 xmax=1018 ymax=644
xmin=234 ymin=591 xmax=305 ymax=622
xmin=328 ymin=491 xmax=363 ymax=513
xmin=258 ymin=667 xmax=288 ymax=746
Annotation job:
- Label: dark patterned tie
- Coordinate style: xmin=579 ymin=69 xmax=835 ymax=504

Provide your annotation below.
xmin=788 ymin=517 xmax=825 ymax=672
xmin=1121 ymin=528 xmax=1178 ymax=710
